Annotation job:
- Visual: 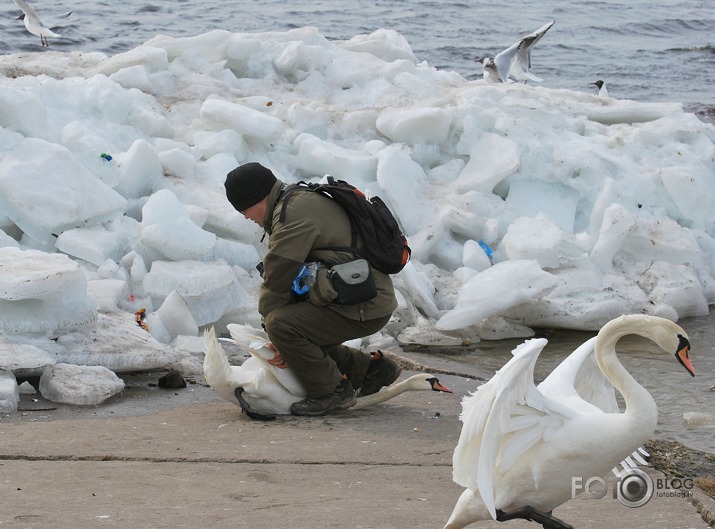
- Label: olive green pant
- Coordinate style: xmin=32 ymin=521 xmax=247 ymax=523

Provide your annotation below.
xmin=262 ymin=302 xmax=391 ymax=398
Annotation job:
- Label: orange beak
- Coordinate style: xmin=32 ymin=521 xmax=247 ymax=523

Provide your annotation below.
xmin=429 ymin=378 xmax=453 ymax=393
xmin=675 ymin=335 xmax=695 ymax=377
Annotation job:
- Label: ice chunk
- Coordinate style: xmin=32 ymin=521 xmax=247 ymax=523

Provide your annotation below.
xmin=683 ymin=412 xmax=715 ymax=428
xmin=199 ymin=98 xmax=283 ymax=140
xmin=0 ymin=85 xmax=47 ymax=138
xmin=0 ymin=343 xmax=57 ymax=377
xmin=456 ymin=133 xmax=520 ymax=193
xmin=89 ymin=45 xmax=170 ymax=77
xmin=376 ymin=107 xmax=452 ymax=145
xmin=376 ymin=146 xmax=428 ymax=236
xmin=87 ymin=278 xmax=127 ymax=312
xmin=294 ymin=133 xmax=378 ymax=181
xmin=39 ymin=363 xmax=124 ymax=406
xmin=193 ymin=129 xmax=247 ymax=160
xmin=145 ymin=291 xmax=199 ymax=344
xmin=637 ymin=261 xmax=709 ymax=319
xmin=158 ymin=147 xmax=196 ymax=179
xmin=395 ymin=262 xmax=439 ymax=318
xmin=56 ymin=224 xmax=131 ymax=266
xmin=436 ymin=260 xmax=559 ymax=330
xmin=19 ymin=381 xmax=37 ymax=395
xmin=397 ymin=317 xmax=462 ymax=346
xmin=143 ymin=260 xmax=245 ymax=324
xmin=205 ymin=238 xmax=261 ymax=271
xmin=53 ymin=311 xmax=178 ymax=372
xmin=336 ymin=29 xmax=418 ymax=62
xmin=0 ymin=247 xmax=97 ymax=334
xmin=109 ymin=64 xmax=154 ymax=92
xmin=114 ymin=139 xmax=163 ymax=199
xmin=506 ymin=179 xmax=580 ymax=233
xmin=0 ymin=229 xmax=20 ymax=249
xmin=139 ymin=189 xmax=216 ymax=261
xmin=502 ymin=215 xmax=564 ymax=269
xmin=585 ymin=102 xmax=683 ymax=125
xmin=463 ymin=239 xmax=492 ymax=272
xmin=0 ymin=138 xmax=127 ymax=244
xmin=0 ymin=370 xmax=20 ymax=413
xmin=590 ymin=204 xmax=636 ymax=271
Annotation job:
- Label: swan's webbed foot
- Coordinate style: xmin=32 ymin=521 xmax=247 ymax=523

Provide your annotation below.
xmin=234 ymin=387 xmax=276 ymax=421
xmin=496 ymin=507 xmax=573 ymax=529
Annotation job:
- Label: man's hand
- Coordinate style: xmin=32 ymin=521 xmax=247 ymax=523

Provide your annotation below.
xmin=266 ymin=342 xmax=288 ymax=369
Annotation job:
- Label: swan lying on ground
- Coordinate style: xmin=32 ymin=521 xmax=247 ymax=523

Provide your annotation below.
xmin=444 ymin=314 xmax=695 ymax=529
xmin=203 ymin=324 xmax=451 ymax=420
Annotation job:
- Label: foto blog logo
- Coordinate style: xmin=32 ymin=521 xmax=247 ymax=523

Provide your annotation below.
xmin=572 ymin=468 xmax=694 ymax=508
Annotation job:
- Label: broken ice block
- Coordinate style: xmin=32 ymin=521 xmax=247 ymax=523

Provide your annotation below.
xmin=0 ymin=247 xmax=97 ymax=334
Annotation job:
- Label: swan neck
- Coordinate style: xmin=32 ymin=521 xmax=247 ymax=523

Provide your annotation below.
xmin=595 ymin=320 xmax=654 ymax=414
xmin=352 ymin=378 xmax=425 ymax=408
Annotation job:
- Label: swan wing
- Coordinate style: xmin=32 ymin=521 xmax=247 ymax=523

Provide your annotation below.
xmin=538 ymin=336 xmax=619 ymax=414
xmin=204 ymin=328 xmax=246 ymax=387
xmin=452 ymin=339 xmax=544 ymax=486
xmin=476 ymin=339 xmax=559 ymax=518
xmin=454 ymin=338 xmax=572 ymax=519
xmin=203 ymin=327 xmax=252 ymax=403
xmin=203 ymin=327 xmax=303 ymax=414
xmin=234 ymin=358 xmax=304 ymax=414
xmin=574 ymin=350 xmax=619 ymax=413
xmin=227 ymin=323 xmax=306 ymax=396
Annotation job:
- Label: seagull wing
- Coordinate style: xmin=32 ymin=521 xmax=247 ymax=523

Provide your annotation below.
xmin=522 ymin=20 xmax=555 ymax=56
xmin=510 ymin=20 xmax=555 ymax=82
xmin=481 ymin=58 xmax=504 ymax=84
xmin=492 ymin=40 xmax=521 ymax=83
xmin=13 ymin=0 xmax=42 ymax=23
xmin=44 ymin=10 xmax=74 ymax=30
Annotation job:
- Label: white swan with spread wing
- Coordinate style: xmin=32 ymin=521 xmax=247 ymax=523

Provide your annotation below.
xmin=203 ymin=324 xmax=451 ymax=420
xmin=444 ymin=314 xmax=695 ymax=529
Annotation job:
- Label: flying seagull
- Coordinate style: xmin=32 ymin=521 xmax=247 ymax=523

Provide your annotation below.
xmin=592 ymin=79 xmax=609 ymax=97
xmin=479 ymin=20 xmax=555 ymax=84
xmin=13 ymin=0 xmax=73 ymax=47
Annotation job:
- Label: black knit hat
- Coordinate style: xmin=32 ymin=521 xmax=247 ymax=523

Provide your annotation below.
xmin=224 ymin=163 xmax=277 ymax=212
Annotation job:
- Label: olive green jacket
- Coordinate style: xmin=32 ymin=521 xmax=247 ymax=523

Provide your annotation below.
xmin=258 ymin=179 xmax=398 ymax=322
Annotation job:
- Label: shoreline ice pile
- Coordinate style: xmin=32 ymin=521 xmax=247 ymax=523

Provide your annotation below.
xmin=1 ymin=27 xmax=714 ymax=409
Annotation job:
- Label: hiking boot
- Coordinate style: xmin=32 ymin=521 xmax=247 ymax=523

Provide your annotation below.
xmin=359 ymin=351 xmax=402 ymax=396
xmin=290 ymin=378 xmax=357 ymax=416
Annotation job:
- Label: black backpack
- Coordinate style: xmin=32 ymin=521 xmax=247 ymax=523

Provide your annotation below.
xmin=278 ymin=177 xmax=411 ymax=274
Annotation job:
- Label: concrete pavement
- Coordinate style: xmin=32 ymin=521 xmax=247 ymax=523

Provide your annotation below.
xmin=0 ymin=366 xmax=713 ymax=529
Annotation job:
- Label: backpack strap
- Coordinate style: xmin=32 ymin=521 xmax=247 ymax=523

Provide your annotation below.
xmin=277 ymin=181 xmax=360 ymax=257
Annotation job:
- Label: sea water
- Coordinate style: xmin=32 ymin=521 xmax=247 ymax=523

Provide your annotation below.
xmin=1 ymin=0 xmax=713 ymax=121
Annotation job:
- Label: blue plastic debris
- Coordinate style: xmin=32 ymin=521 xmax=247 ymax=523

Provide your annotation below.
xmin=478 ymin=240 xmax=493 ymax=262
